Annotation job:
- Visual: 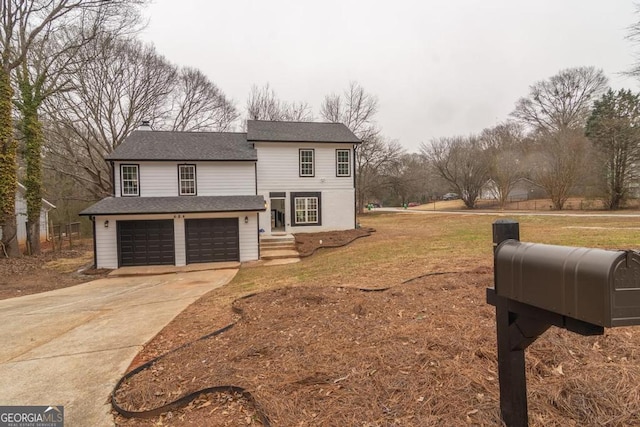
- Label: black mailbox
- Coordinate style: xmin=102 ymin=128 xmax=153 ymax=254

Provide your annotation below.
xmin=495 ymin=240 xmax=640 ymax=328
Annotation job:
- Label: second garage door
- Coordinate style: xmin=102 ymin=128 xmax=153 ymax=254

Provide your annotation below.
xmin=185 ymin=218 xmax=239 ymax=263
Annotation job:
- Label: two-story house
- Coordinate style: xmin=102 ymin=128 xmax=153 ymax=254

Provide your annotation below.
xmin=80 ymin=120 xmax=360 ymax=269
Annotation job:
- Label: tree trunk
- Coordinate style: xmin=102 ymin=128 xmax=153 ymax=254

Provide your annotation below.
xmin=0 ymin=66 xmax=20 ymax=257
xmin=18 ymin=75 xmax=44 ymax=255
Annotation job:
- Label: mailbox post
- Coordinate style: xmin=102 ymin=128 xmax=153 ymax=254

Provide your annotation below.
xmin=491 ymin=220 xmax=530 ymax=427
xmin=487 ymin=220 xmax=627 ymax=426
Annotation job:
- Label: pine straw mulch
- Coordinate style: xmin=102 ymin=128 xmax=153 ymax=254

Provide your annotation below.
xmin=294 ymin=228 xmax=373 ymax=257
xmin=113 ymin=266 xmax=640 ymax=426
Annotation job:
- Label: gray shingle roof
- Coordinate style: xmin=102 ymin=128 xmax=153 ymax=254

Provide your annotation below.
xmin=247 ymin=120 xmax=360 ymax=143
xmin=80 ymin=195 xmax=266 ymax=216
xmin=106 ymin=131 xmax=256 ymax=161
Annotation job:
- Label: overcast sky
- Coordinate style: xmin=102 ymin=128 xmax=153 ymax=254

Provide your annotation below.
xmin=140 ymin=0 xmax=639 ymax=153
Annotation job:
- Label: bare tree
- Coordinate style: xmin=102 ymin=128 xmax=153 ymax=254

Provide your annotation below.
xmin=320 ymin=81 xmax=379 ymax=144
xmin=166 ymin=67 xmax=238 ymax=132
xmin=530 ymin=128 xmax=590 ymax=210
xmin=13 ymin=5 xmax=144 ymax=255
xmin=421 ymin=135 xmax=490 ymax=209
xmin=355 ymin=135 xmax=404 ymax=212
xmin=246 ymin=83 xmax=313 ymax=122
xmin=44 ymin=35 xmax=177 ymax=199
xmin=0 ymin=0 xmax=145 ymax=256
xmin=511 ymin=67 xmax=608 ymax=209
xmin=320 ymin=82 xmax=392 ymax=212
xmin=511 ymin=66 xmax=608 ymax=132
xmin=479 ymin=122 xmax=528 ymax=208
xmin=385 ymin=153 xmax=428 ymax=206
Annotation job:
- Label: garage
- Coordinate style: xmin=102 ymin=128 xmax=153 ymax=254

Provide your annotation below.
xmin=185 ymin=218 xmax=239 ymax=263
xmin=117 ymin=220 xmax=175 ymax=267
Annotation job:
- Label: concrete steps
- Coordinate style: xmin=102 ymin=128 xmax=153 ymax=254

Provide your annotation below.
xmin=260 ymin=234 xmax=300 ymax=262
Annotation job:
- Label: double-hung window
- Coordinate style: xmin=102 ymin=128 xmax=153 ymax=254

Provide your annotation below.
xmin=299 ymin=149 xmax=314 ymax=177
xmin=336 ymin=149 xmax=351 ymax=177
xmin=120 ymin=165 xmax=139 ymax=196
xmin=295 ymin=197 xmax=319 ymax=224
xmin=178 ymin=164 xmax=197 ymax=195
xmin=291 ymin=192 xmax=321 ymax=226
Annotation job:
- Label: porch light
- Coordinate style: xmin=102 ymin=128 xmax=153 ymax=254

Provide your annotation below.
xmin=244 ymin=216 xmax=249 ymax=224
xmin=104 ymin=220 xmax=109 ymax=228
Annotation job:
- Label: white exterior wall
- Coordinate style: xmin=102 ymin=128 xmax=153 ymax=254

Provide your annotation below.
xmin=113 ymin=161 xmax=256 ymax=197
xmin=255 ymin=142 xmax=356 ymax=234
xmin=256 ymin=143 xmax=355 ymax=190
xmin=5 ymin=190 xmax=51 ymax=246
xmin=93 ymin=212 xmax=259 ymax=269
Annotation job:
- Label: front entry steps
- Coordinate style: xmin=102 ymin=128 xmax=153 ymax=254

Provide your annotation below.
xmin=260 ymin=234 xmax=300 ymax=264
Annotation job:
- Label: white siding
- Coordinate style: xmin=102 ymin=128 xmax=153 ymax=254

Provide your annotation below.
xmin=6 ymin=190 xmax=51 ymax=246
xmin=93 ymin=212 xmax=259 ymax=269
xmin=259 ymin=189 xmax=355 ymax=234
xmin=256 ymin=143 xmax=355 ymax=191
xmin=256 ymin=142 xmax=357 ymax=235
xmin=113 ymin=161 xmax=256 ymax=197
xmin=174 ymin=217 xmax=186 ymax=266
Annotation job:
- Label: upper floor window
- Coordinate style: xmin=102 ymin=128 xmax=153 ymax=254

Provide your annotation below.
xmin=299 ymin=149 xmax=315 ymax=177
xmin=178 ymin=164 xmax=197 ymax=195
xmin=336 ymin=149 xmax=351 ymax=177
xmin=120 ymin=164 xmax=139 ymax=196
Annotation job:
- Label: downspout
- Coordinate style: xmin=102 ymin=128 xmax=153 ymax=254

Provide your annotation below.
xmin=110 ymin=160 xmax=115 ymax=196
xmin=91 ymin=216 xmax=97 ymax=268
xmin=353 ymin=144 xmax=358 ymax=229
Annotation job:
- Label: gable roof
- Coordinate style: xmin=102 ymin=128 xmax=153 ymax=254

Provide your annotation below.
xmin=17 ymin=183 xmax=56 ymax=210
xmin=79 ymin=195 xmax=266 ymax=216
xmin=106 ymin=131 xmax=256 ymax=161
xmin=247 ymin=120 xmax=360 ymax=144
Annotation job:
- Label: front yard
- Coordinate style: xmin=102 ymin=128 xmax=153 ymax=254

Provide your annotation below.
xmin=113 ymin=212 xmax=640 ymax=426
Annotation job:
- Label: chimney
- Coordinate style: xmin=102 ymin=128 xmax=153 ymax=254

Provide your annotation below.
xmin=138 ymin=120 xmax=153 ymax=131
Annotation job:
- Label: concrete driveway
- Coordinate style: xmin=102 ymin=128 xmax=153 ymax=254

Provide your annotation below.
xmin=0 ymin=268 xmax=237 ymax=426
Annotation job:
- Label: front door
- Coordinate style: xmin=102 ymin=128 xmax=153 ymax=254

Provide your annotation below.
xmin=270 ymin=198 xmax=285 ymax=232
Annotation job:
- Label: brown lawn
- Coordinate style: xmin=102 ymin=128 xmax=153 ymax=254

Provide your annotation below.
xmin=113 ymin=212 xmax=640 ymax=426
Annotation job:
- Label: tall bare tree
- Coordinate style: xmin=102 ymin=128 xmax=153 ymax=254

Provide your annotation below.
xmin=421 ymin=135 xmax=490 ymax=209
xmin=511 ymin=67 xmax=607 ymax=209
xmin=320 ymin=81 xmax=379 ymax=144
xmin=320 ymin=81 xmax=397 ymax=212
xmin=13 ymin=4 xmax=143 ymax=254
xmin=479 ymin=122 xmax=528 ymax=208
xmin=167 ymin=67 xmax=238 ymax=132
xmin=529 ymin=128 xmax=590 ymax=210
xmin=0 ymin=0 xmax=144 ymax=256
xmin=511 ymin=67 xmax=608 ymax=132
xmin=44 ymin=35 xmax=177 ymax=199
xmin=246 ymin=83 xmax=312 ymax=122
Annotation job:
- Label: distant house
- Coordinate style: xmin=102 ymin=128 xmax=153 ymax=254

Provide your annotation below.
xmin=0 ymin=183 xmax=56 ymax=248
xmin=481 ymin=178 xmax=546 ymax=201
xmin=80 ymin=120 xmax=360 ymax=269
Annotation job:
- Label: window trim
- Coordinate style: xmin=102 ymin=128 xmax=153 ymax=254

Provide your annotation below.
xmin=120 ymin=164 xmax=140 ymax=197
xmin=178 ymin=164 xmax=197 ymax=196
xmin=336 ymin=149 xmax=351 ymax=177
xmin=299 ymin=149 xmax=315 ymax=177
xmin=290 ymin=192 xmax=322 ymax=226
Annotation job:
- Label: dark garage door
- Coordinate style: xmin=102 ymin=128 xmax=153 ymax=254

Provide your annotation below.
xmin=117 ymin=220 xmax=175 ymax=267
xmin=185 ymin=218 xmax=239 ymax=263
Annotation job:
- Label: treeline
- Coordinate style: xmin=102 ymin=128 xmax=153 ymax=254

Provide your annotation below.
xmin=1 ymin=1 xmax=639 ymax=258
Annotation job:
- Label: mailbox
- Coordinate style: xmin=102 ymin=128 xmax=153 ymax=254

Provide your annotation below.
xmin=495 ymin=240 xmax=640 ymax=328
